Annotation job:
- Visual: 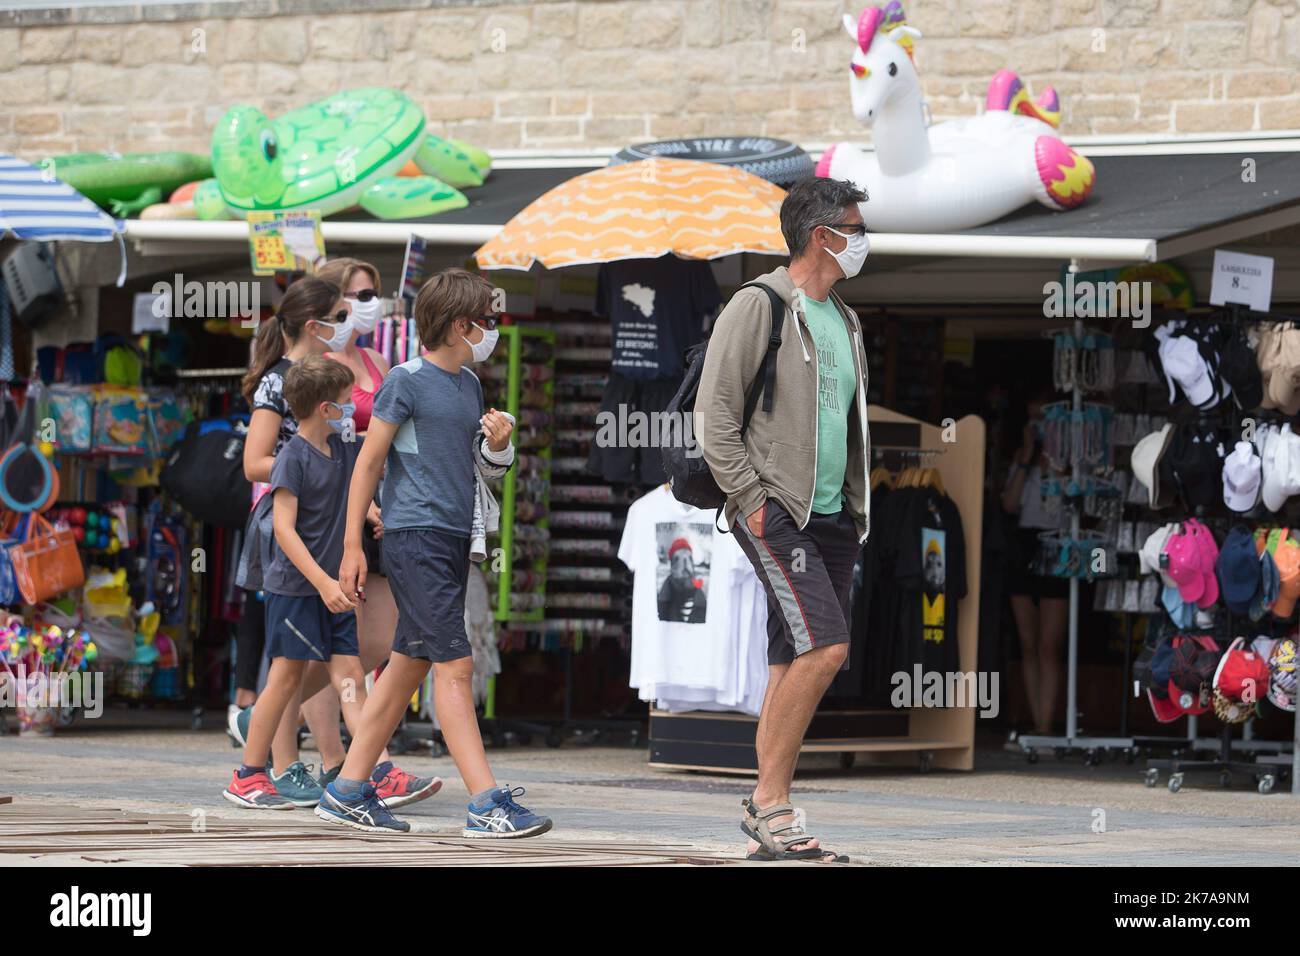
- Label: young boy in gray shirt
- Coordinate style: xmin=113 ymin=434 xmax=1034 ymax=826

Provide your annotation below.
xmin=223 ymin=357 xmax=373 ymax=810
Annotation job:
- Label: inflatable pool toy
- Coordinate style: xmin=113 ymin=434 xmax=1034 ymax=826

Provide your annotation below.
xmin=818 ymin=3 xmax=1095 ymax=232
xmin=200 ymin=88 xmax=489 ymax=221
xmin=39 ymin=152 xmax=213 ymax=217
xmin=139 ymin=180 xmax=206 ymax=220
xmin=610 ymin=137 xmax=813 ymax=187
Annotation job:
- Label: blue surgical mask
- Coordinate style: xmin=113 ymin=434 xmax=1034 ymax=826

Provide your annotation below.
xmin=326 ymin=400 xmax=356 ymax=433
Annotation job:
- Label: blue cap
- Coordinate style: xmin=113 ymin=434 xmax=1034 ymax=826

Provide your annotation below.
xmin=1162 ymin=584 xmax=1195 ymax=627
xmin=1217 ymin=526 xmax=1262 ymax=615
xmin=1249 ymin=549 xmax=1281 ymax=622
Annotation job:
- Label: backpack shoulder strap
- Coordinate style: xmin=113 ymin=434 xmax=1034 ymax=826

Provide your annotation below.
xmin=739 ymin=281 xmax=785 ymax=424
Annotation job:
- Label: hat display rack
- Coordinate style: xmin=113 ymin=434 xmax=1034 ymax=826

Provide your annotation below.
xmin=1121 ymin=307 xmax=1300 ymax=794
xmin=1019 ymin=301 xmax=1300 ymax=790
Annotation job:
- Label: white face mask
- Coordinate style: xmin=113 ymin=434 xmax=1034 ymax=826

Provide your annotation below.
xmin=348 ymin=295 xmax=382 ymax=334
xmin=823 ymin=226 xmax=870 ymax=279
xmin=314 ymin=315 xmax=354 ymax=352
xmin=462 ymin=322 xmax=499 ymax=363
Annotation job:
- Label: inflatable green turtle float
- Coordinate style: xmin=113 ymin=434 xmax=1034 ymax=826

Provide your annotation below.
xmin=194 ymin=87 xmax=491 ymax=221
xmin=40 ymin=151 xmax=212 ymax=217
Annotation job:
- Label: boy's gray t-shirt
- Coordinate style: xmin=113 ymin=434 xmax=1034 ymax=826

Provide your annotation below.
xmin=371 ymin=356 xmax=483 ymax=537
xmin=264 ymin=432 xmax=360 ymax=596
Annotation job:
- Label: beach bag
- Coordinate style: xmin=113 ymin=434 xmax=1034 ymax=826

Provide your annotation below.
xmin=662 ymin=281 xmax=784 ymax=512
xmin=9 ymin=512 xmax=85 ymax=605
xmin=160 ymin=418 xmax=252 ymax=528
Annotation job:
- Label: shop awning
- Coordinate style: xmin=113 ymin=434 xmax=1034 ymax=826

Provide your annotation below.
xmin=122 ymin=144 xmax=1300 ymax=267
xmin=0 ymin=152 xmax=123 ymax=243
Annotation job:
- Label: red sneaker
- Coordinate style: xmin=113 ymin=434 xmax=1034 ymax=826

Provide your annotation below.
xmin=222 ymin=769 xmax=295 ymax=809
xmin=371 ymin=762 xmax=442 ymax=808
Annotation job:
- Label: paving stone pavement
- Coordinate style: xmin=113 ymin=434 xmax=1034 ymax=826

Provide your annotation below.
xmin=4 ymin=709 xmax=1300 ymax=865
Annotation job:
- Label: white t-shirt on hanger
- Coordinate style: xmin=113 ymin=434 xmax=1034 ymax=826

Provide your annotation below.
xmin=619 ymin=485 xmax=743 ymax=699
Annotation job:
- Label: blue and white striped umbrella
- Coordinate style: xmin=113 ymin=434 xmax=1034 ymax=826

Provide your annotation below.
xmin=0 ymin=152 xmax=122 ymax=242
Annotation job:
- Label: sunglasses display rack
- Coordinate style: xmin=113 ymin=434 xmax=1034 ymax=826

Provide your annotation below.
xmin=477 ymin=324 xmax=554 ymax=628
xmin=1018 ymin=317 xmax=1139 ymax=766
xmin=470 ymin=322 xmax=555 ymax=746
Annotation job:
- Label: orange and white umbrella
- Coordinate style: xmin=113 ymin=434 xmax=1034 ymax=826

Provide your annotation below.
xmin=474 ymin=157 xmax=788 ymax=270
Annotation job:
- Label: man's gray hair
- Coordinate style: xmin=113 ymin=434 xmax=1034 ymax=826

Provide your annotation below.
xmin=780 ymin=177 xmax=868 ymax=259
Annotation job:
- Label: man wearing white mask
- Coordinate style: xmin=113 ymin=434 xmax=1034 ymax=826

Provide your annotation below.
xmin=697 ymin=177 xmax=871 ymax=863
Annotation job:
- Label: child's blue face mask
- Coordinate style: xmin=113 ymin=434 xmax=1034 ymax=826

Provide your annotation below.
xmin=326 ymin=401 xmax=356 ymax=433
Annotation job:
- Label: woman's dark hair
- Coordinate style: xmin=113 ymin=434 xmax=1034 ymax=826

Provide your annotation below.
xmin=242 ymin=276 xmax=341 ymax=403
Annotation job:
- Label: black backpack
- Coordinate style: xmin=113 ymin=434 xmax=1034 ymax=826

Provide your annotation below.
xmin=663 ymin=281 xmax=785 ymax=512
xmin=160 ymin=418 xmax=253 ymax=528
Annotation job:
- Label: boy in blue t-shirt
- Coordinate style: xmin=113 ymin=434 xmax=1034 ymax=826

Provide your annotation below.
xmin=318 ymin=269 xmax=552 ymax=838
xmin=224 ymin=357 xmax=374 ymax=809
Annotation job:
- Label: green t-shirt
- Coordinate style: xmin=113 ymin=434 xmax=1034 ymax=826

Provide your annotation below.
xmin=799 ymin=291 xmax=858 ymax=514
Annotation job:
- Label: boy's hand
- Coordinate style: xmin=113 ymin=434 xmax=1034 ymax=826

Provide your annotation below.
xmin=318 ymin=577 xmax=358 ymax=613
xmin=481 ymin=408 xmax=514 ymax=452
xmin=338 ymin=549 xmax=368 ymax=604
xmin=366 ymin=502 xmax=384 ymax=539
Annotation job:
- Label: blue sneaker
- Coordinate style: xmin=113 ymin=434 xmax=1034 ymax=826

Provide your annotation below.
xmin=271 ymin=761 xmax=325 ymax=808
xmin=463 ymin=786 xmax=552 ymax=839
xmin=315 ymin=781 xmax=411 ymax=833
xmin=226 ymin=705 xmax=251 ymax=747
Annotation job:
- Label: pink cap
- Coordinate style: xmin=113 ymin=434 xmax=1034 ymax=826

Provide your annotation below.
xmin=1186 ymin=519 xmax=1221 ymax=608
xmin=1165 ymin=529 xmax=1207 ymax=603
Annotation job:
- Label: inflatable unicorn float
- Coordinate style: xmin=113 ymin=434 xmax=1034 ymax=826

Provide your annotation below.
xmin=817 ymin=2 xmax=1096 ymax=232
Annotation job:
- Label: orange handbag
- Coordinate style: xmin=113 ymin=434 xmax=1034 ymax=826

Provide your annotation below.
xmin=9 ymin=513 xmax=85 ymax=605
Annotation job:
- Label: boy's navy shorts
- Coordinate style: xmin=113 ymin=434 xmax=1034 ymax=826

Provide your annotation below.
xmin=264 ymin=592 xmax=359 ymax=662
xmin=383 ymin=528 xmax=473 ymax=663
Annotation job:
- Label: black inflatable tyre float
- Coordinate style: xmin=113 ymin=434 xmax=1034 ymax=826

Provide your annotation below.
xmin=609 ymin=136 xmax=814 ymax=187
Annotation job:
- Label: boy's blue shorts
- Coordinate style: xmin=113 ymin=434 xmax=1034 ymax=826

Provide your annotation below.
xmin=264 ymin=592 xmax=358 ymax=662
xmin=383 ymin=528 xmax=472 ymax=663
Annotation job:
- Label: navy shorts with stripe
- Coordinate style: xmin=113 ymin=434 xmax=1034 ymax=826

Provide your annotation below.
xmin=735 ymin=501 xmax=860 ymax=667
xmin=264 ymin=592 xmax=359 ymax=662
xmin=383 ymin=528 xmax=473 ymax=663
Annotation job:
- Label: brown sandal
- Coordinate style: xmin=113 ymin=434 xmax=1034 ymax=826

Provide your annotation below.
xmin=740 ymin=798 xmax=850 ymax=863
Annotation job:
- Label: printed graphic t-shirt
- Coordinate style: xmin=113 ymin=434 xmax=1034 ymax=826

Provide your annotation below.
xmin=371 ymin=357 xmax=483 ymax=537
xmin=893 ymin=488 xmax=967 ymax=675
xmin=597 ymin=256 xmax=722 ymax=380
xmin=799 ymin=291 xmax=858 ymax=514
xmin=264 ymin=433 xmax=360 ymax=597
xmin=619 ymin=485 xmax=741 ymax=693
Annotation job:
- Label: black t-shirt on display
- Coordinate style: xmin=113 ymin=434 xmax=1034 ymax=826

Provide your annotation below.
xmin=596 ymin=255 xmax=722 ymax=380
xmin=896 ymin=488 xmax=967 ymax=674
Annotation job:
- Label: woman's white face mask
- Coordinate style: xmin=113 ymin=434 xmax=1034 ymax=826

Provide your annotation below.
xmin=348 ymin=294 xmax=383 ymax=334
xmin=314 ymin=315 xmax=354 ymax=352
